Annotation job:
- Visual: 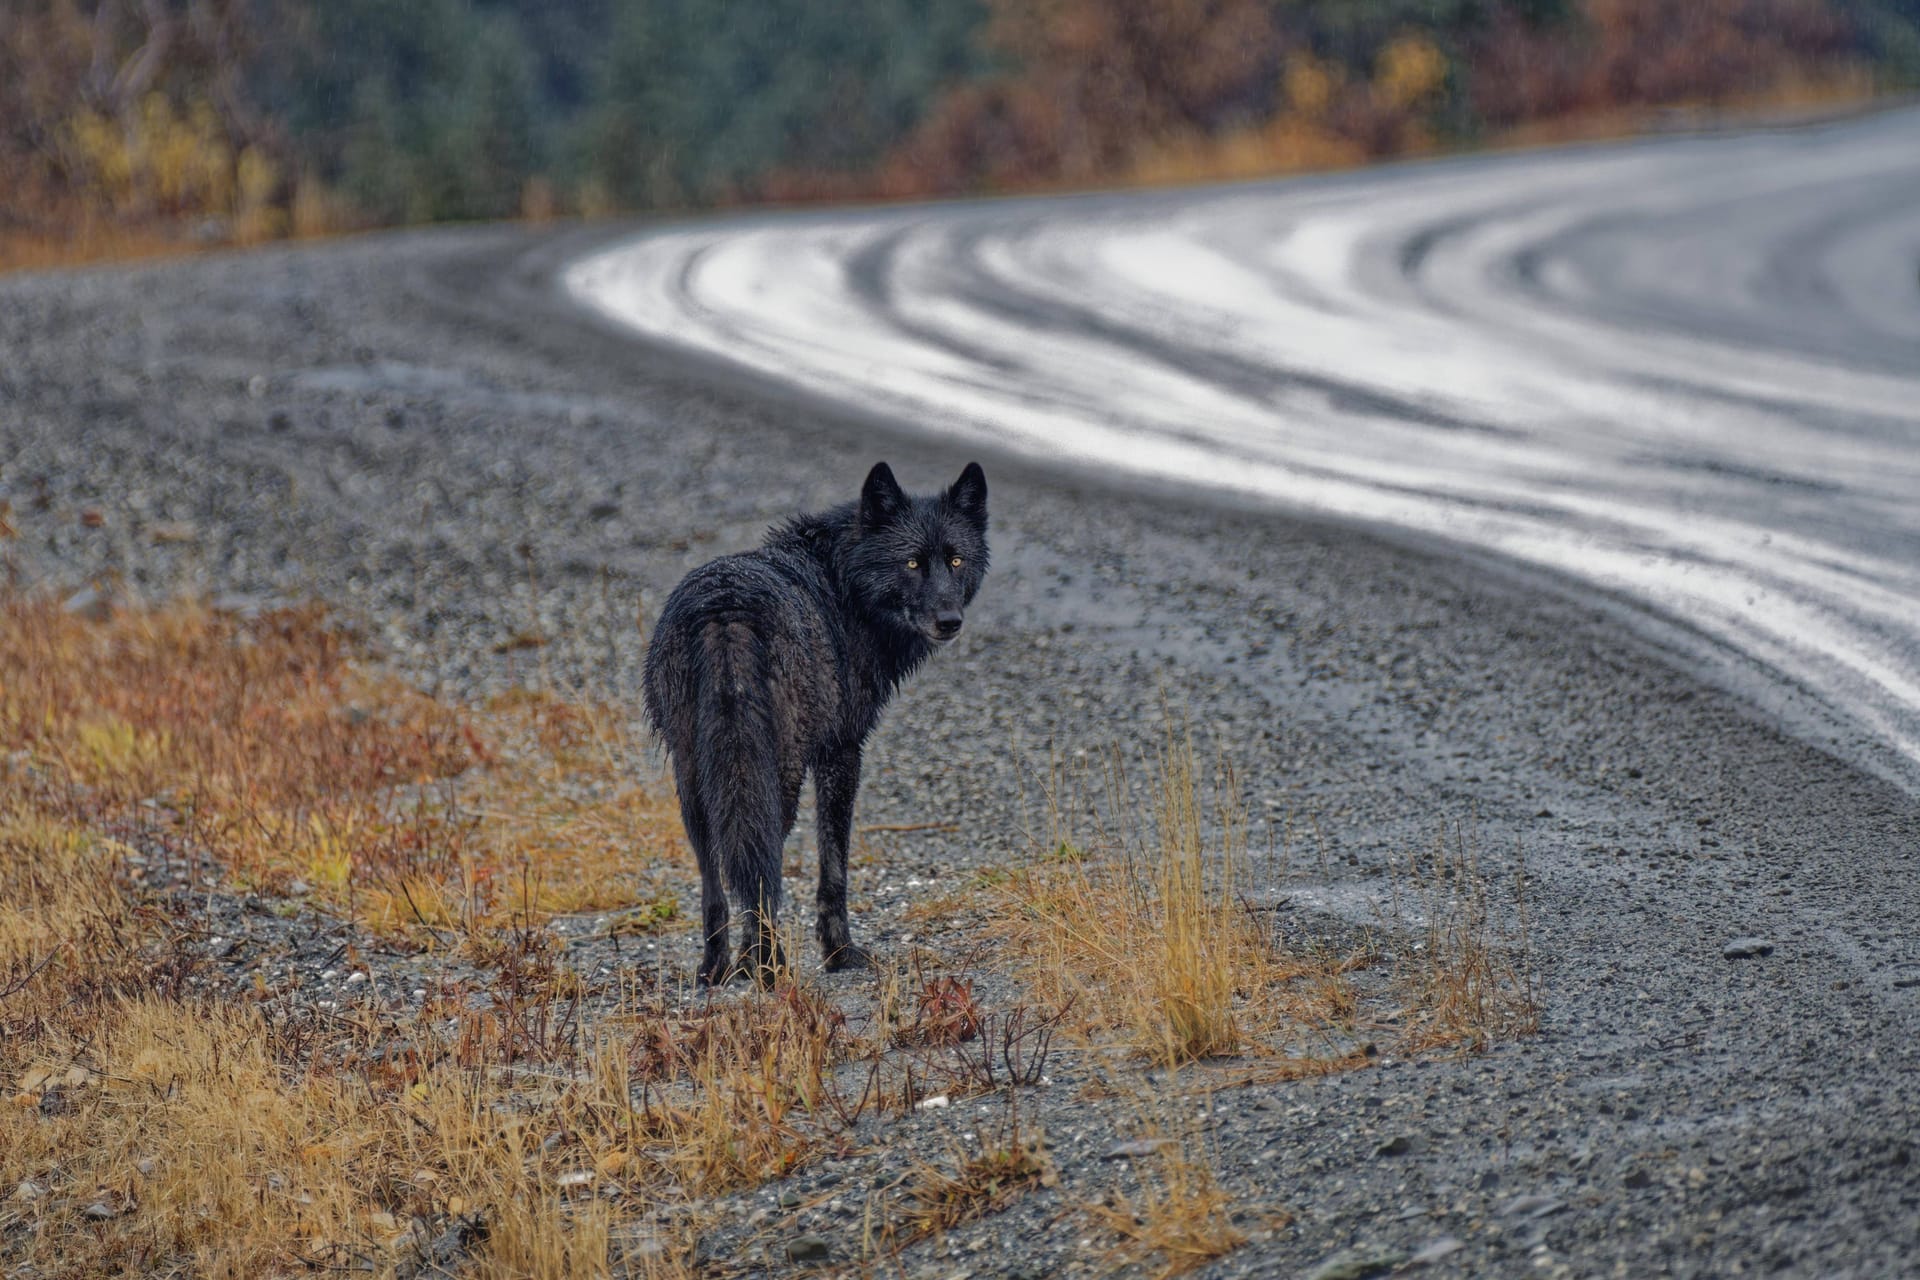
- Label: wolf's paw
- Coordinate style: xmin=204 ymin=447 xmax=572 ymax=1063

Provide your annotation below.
xmin=728 ymin=946 xmax=789 ymax=989
xmin=823 ymin=942 xmax=874 ymax=972
xmin=696 ymin=948 xmax=736 ymax=988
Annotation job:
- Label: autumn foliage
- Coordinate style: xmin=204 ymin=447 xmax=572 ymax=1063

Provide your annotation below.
xmin=0 ymin=0 xmax=1901 ymax=268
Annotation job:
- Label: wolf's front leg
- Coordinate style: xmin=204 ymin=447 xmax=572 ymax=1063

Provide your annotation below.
xmin=814 ymin=744 xmax=873 ymax=971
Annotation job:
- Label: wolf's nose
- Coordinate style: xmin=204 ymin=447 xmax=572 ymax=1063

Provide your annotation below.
xmin=934 ymin=612 xmax=964 ymax=638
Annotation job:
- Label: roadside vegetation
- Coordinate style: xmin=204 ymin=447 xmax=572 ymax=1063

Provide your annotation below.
xmin=5 ymin=0 xmax=1916 ymax=272
xmin=1 ymin=588 xmax=1535 ymax=1277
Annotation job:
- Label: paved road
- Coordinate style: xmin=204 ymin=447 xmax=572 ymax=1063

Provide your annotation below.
xmin=569 ymin=109 xmax=1920 ymax=793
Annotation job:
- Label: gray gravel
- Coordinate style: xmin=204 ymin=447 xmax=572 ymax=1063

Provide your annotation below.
xmin=3 ymin=223 xmax=1918 ymax=1278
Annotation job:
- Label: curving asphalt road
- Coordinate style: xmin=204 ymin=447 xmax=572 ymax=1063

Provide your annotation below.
xmin=569 ymin=108 xmax=1920 ymax=794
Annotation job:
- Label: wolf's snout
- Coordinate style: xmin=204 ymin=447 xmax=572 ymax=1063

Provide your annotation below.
xmin=934 ymin=612 xmax=964 ymax=639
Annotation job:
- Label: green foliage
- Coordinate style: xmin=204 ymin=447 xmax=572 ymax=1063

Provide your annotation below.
xmin=278 ymin=0 xmax=543 ymax=221
xmin=264 ymin=0 xmax=987 ymax=215
xmin=586 ymin=0 xmax=989 ymax=207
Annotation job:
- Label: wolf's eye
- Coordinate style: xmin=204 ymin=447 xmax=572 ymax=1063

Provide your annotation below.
xmin=949 ymin=556 xmax=964 ymax=568
xmin=906 ymin=558 xmax=919 ymax=570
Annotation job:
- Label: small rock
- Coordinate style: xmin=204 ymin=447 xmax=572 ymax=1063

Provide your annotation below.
xmin=915 ymin=1094 xmax=950 ymax=1111
xmin=248 ymin=375 xmax=269 ymax=399
xmin=785 ymin=1235 xmax=832 ymax=1264
xmin=83 ymin=1201 xmax=118 ymax=1220
xmin=149 ymin=521 xmax=199 ymax=545
xmin=1103 ymin=1138 xmax=1176 ymax=1160
xmin=557 ymin=1170 xmax=594 ymax=1191
xmin=14 ymin=1180 xmax=44 ymax=1202
xmin=1498 ymin=1194 xmax=1565 ymax=1219
xmin=1723 ymin=937 xmax=1774 ymax=960
xmin=778 ymin=1190 xmax=803 ymax=1209
xmin=346 ymin=972 xmax=367 ymax=985
xmin=1408 ymin=1236 xmax=1464 ymax=1266
xmin=1374 ymin=1134 xmax=1428 ymax=1157
xmin=1623 ymin=1167 xmax=1652 ymax=1189
xmin=208 ymin=937 xmax=238 ymax=959
xmin=1304 ymin=1244 xmax=1406 ymax=1280
xmin=432 ymin=1213 xmax=487 ymax=1262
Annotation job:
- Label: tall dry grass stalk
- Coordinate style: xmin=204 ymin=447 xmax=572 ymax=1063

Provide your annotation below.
xmin=1088 ymin=1118 xmax=1253 ymax=1279
xmin=998 ymin=727 xmax=1362 ymax=1068
xmin=1394 ymin=823 xmax=1538 ymax=1053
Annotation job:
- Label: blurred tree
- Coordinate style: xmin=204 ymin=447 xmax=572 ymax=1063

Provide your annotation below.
xmin=588 ymin=0 xmax=987 ymax=208
xmin=1 ymin=0 xmax=1908 ymax=255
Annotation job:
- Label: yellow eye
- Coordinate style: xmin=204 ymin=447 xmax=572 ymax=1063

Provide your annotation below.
xmin=906 ymin=558 xmax=919 ymax=570
xmin=949 ymin=556 xmax=963 ymax=568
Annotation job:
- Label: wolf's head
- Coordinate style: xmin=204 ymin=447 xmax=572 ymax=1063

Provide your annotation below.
xmin=846 ymin=461 xmax=990 ymax=645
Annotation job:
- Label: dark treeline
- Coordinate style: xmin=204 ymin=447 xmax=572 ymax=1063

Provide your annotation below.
xmin=2 ymin=0 xmax=1917 ymax=255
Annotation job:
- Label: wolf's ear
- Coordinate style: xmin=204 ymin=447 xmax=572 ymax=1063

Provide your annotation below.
xmin=948 ymin=462 xmax=988 ymax=525
xmin=861 ymin=462 xmax=907 ymax=527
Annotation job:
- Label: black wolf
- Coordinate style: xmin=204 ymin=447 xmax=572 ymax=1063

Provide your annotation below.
xmin=644 ymin=462 xmax=990 ymax=985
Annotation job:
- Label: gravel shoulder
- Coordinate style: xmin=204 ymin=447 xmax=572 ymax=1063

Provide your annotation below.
xmin=3 ymin=226 xmax=1918 ymax=1278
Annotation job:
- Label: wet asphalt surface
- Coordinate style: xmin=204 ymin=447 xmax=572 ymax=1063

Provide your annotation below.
xmin=567 ymin=108 xmax=1920 ymax=794
xmin=2 ymin=212 xmax=1917 ymax=1278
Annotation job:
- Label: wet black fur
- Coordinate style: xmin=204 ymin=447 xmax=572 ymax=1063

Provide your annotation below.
xmin=643 ymin=462 xmax=990 ymax=985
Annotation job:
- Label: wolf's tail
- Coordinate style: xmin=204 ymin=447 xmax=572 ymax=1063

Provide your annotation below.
xmin=692 ymin=619 xmax=784 ymax=920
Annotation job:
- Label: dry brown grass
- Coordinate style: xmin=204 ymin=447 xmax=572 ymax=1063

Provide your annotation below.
xmin=998 ymin=726 xmax=1536 ymax=1069
xmin=0 ymin=590 xmax=766 ymax=1275
xmin=0 ymin=220 xmax=219 ymax=275
xmin=0 ymin=982 xmax=687 ymax=1278
xmin=896 ymin=1112 xmax=1057 ymax=1240
xmin=0 ymin=800 xmax=847 ymax=1278
xmin=1391 ymin=825 xmax=1539 ymax=1054
xmin=0 ymin=593 xmax=683 ymax=936
xmin=1088 ymin=1124 xmax=1256 ymax=1280
xmin=995 ymin=733 xmax=1373 ymax=1070
xmin=0 ymin=590 xmax=1536 ymax=1277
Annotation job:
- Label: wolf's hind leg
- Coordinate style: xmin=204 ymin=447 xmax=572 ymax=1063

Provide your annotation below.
xmin=673 ymin=758 xmax=731 ymax=986
xmin=815 ymin=743 xmax=873 ymax=971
